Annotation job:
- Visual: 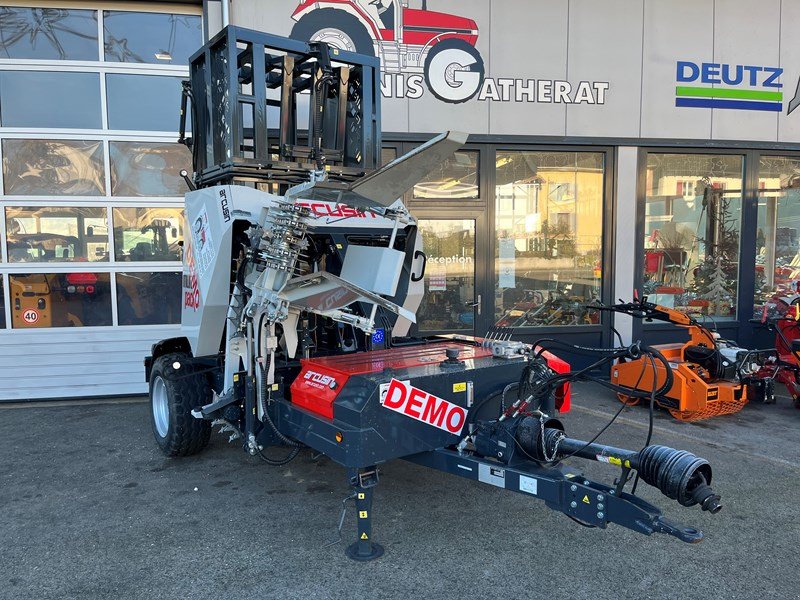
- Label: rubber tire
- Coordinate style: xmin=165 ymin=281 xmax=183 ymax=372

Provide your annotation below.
xmin=423 ymin=39 xmax=485 ymax=104
xmin=149 ymin=352 xmax=212 ymax=457
xmin=290 ymin=9 xmax=375 ymax=56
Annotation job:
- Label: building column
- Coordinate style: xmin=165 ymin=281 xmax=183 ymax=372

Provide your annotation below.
xmin=612 ymin=146 xmax=639 ymax=344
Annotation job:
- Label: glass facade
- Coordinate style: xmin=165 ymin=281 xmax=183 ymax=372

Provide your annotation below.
xmin=494 ymin=151 xmax=604 ymax=327
xmin=414 ymin=151 xmax=479 ymax=199
xmin=754 ymin=156 xmax=800 ymax=317
xmin=642 ymin=154 xmax=743 ymax=318
xmin=0 ymin=4 xmax=200 ymax=330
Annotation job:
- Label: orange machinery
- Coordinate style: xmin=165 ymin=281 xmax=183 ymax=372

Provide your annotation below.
xmin=607 ymin=298 xmax=747 ymax=421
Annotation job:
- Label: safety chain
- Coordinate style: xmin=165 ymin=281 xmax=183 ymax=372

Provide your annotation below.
xmin=539 ymin=414 xmax=565 ymax=463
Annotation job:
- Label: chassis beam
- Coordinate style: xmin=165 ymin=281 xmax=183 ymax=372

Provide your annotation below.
xmin=405 ymin=448 xmax=704 ymax=543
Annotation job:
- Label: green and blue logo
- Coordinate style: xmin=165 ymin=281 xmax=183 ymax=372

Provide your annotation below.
xmin=675 ymin=61 xmax=783 ymax=112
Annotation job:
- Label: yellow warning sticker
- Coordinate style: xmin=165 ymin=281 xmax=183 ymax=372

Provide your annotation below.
xmin=453 ymin=382 xmax=467 ymax=393
xmin=608 ymin=456 xmax=622 ymax=466
xmin=360 ymin=532 xmax=368 ymax=540
xmin=357 ymin=492 xmax=365 ymax=500
xmin=233 ymin=374 xmax=239 ymax=382
xmin=271 ymin=384 xmax=279 ymax=391
xmin=359 ymin=511 xmax=368 ymax=518
xmin=336 ymin=243 xmax=343 ymax=249
xmin=582 ymin=495 xmax=591 ymax=504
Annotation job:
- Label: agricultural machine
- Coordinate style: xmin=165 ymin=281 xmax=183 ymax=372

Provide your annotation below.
xmin=289 ymin=0 xmax=484 ymax=102
xmin=743 ymin=302 xmax=800 ymax=407
xmin=607 ymin=297 xmax=752 ymax=421
xmin=146 ymin=27 xmax=721 ymax=560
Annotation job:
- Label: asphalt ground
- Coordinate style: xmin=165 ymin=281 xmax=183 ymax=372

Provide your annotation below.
xmin=1 ymin=385 xmax=798 ymax=600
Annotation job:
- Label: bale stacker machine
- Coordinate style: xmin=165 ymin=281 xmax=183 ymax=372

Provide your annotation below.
xmin=145 ymin=26 xmax=721 ymax=560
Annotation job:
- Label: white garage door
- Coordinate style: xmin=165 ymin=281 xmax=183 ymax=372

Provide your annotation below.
xmin=0 ymin=3 xmax=202 ymax=401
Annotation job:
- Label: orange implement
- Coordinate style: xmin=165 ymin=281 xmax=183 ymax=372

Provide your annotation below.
xmin=611 ymin=336 xmax=747 ymax=422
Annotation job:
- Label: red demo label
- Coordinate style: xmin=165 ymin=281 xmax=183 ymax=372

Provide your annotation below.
xmin=382 ymin=378 xmax=467 ymax=435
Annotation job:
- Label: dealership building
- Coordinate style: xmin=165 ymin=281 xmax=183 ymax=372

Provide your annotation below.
xmin=2 ymin=0 xmax=799 ymax=400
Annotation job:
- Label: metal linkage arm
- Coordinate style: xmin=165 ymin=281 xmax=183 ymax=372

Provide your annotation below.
xmin=405 ymin=448 xmax=705 ymax=543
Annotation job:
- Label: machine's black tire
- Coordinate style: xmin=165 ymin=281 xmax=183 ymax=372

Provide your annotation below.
xmin=149 ymin=352 xmax=211 ymax=457
xmin=290 ymin=9 xmax=375 ymax=56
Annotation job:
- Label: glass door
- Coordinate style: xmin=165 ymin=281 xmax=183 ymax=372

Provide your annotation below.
xmin=416 ymin=218 xmax=477 ymax=334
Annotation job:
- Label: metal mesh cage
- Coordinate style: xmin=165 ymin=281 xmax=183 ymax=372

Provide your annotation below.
xmin=180 ymin=26 xmax=381 ymax=189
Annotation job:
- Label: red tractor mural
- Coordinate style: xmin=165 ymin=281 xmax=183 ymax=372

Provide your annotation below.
xmin=290 ymin=0 xmax=485 ymax=103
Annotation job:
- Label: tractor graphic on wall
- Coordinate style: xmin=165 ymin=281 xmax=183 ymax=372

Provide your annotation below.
xmin=290 ymin=0 xmax=485 ymax=103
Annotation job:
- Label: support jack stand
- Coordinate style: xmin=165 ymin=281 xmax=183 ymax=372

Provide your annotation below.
xmin=345 ymin=467 xmax=384 ymax=561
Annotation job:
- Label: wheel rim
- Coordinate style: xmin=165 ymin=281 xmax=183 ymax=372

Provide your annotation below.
xmin=310 ymin=28 xmax=357 ymax=52
xmin=152 ymin=376 xmax=170 ymax=438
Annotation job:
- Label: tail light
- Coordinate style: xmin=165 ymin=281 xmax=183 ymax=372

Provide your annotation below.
xmin=66 ymin=273 xmax=98 ymax=285
xmin=37 ymin=298 xmax=46 ymax=309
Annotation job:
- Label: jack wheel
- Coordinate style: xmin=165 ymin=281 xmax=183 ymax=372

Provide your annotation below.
xmin=345 ymin=542 xmax=384 ymax=562
xmin=617 ymin=392 xmax=640 ymax=406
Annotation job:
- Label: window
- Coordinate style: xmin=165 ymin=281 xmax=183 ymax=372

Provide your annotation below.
xmin=110 ymin=142 xmax=191 ymax=196
xmin=2 ymin=139 xmax=106 ymax=196
xmin=643 ymin=154 xmax=743 ymax=318
xmin=754 ymin=156 xmax=800 ymax=317
xmin=112 ymin=207 xmax=182 ymax=262
xmin=103 ymin=11 xmax=202 ymax=65
xmin=416 ymin=219 xmax=475 ymax=332
xmin=0 ymin=7 xmax=98 ymax=60
xmin=105 ymin=74 xmax=184 ymax=131
xmin=6 ymin=206 xmax=108 ymax=263
xmin=495 ymin=151 xmax=604 ymax=326
xmin=10 ymin=272 xmax=111 ymax=328
xmin=116 ymin=271 xmax=181 ymax=325
xmin=414 ymin=151 xmax=479 ymax=199
xmin=0 ymin=71 xmax=102 ymax=129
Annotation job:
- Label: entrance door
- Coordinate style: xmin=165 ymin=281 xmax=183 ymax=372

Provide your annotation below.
xmin=411 ymin=208 xmax=488 ymax=336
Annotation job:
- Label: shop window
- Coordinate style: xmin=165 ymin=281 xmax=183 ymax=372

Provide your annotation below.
xmin=105 ymin=74 xmax=184 ymax=131
xmin=6 ymin=206 xmax=108 ymax=263
xmin=0 ymin=7 xmax=98 ymax=61
xmin=495 ymin=151 xmax=604 ymax=327
xmin=2 ymin=139 xmax=106 ymax=196
xmin=416 ymin=219 xmax=475 ymax=332
xmin=414 ymin=151 xmax=478 ymax=199
xmin=103 ymin=11 xmax=201 ymax=65
xmin=643 ymin=154 xmax=743 ymax=318
xmin=0 ymin=71 xmax=101 ymax=129
xmin=109 ymin=142 xmax=191 ymax=196
xmin=112 ymin=207 xmax=182 ymax=262
xmin=9 ymin=272 xmax=111 ymax=328
xmin=753 ymin=156 xmax=800 ymax=317
xmin=116 ymin=271 xmax=181 ymax=325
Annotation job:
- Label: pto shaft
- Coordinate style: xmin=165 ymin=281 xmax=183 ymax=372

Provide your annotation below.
xmin=515 ymin=417 xmax=722 ymax=513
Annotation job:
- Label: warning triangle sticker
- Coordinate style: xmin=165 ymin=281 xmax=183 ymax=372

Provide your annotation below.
xmin=360 ymin=533 xmax=369 ymax=540
xmin=582 ymin=495 xmax=590 ymax=504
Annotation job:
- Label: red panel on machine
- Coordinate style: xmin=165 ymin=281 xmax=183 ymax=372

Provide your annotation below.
xmin=303 ymin=341 xmax=494 ymax=375
xmin=291 ymin=364 xmax=350 ymax=419
xmin=545 ymin=352 xmax=571 ymax=412
xmin=290 ymin=340 xmax=571 ymax=419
